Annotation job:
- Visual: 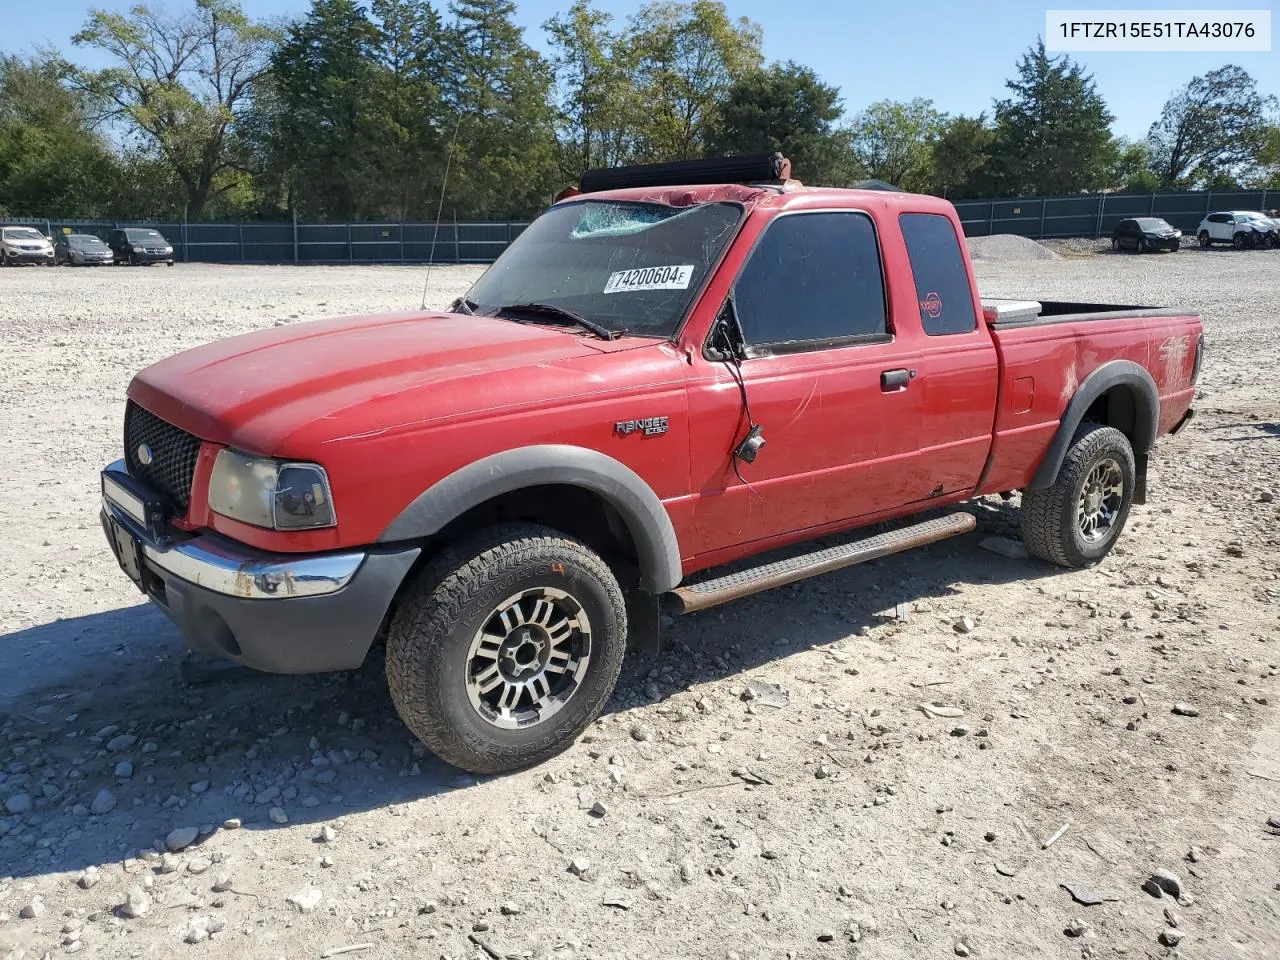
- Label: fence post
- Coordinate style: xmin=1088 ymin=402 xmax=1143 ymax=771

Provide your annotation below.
xmin=454 ymin=211 xmax=460 ymax=263
xmin=1149 ymin=193 xmax=1156 ymax=215
xmin=348 ymin=223 xmax=353 ymax=264
xmin=238 ymin=222 xmax=244 ymax=263
xmin=1038 ymin=199 xmax=1047 ymax=239
xmin=292 ymin=208 xmax=298 ymax=265
xmin=1094 ymin=195 xmax=1105 ymax=238
xmin=400 ymin=221 xmax=405 ymax=263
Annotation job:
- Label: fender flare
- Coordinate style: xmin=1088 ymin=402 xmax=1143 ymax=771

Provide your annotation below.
xmin=377 ymin=445 xmax=683 ymax=593
xmin=1028 ymin=360 xmax=1159 ymax=490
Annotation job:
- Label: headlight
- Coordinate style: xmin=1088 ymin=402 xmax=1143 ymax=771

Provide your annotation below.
xmin=164 ymin=246 xmax=173 ymax=253
xmin=208 ymin=449 xmax=336 ymax=530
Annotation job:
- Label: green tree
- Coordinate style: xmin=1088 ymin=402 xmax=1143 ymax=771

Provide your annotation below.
xmin=440 ymin=0 xmax=557 ymax=217
xmin=849 ymin=98 xmax=944 ymax=193
xmin=988 ymin=40 xmax=1117 ymax=195
xmin=0 ymin=56 xmax=123 ymax=216
xmin=268 ymin=0 xmax=385 ymax=218
xmin=1146 ymin=66 xmax=1276 ymax=188
xmin=709 ymin=61 xmax=856 ymax=186
xmin=929 ymin=114 xmax=993 ymax=198
xmin=1256 ymin=125 xmax=1280 ymax=188
xmin=624 ymin=0 xmax=763 ymax=161
xmin=70 ymin=0 xmax=277 ymax=218
xmin=544 ymin=0 xmax=638 ymax=178
xmin=1112 ymin=138 xmax=1158 ymax=193
xmin=370 ymin=0 xmax=445 ymax=216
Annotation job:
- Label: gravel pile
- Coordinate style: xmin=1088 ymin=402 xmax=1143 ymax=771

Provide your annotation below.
xmin=966 ymin=233 xmax=1061 ymax=261
xmin=1 ymin=256 xmax=1278 ymax=959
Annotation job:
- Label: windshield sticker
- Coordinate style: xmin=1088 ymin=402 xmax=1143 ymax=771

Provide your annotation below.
xmin=604 ymin=265 xmax=694 ymax=294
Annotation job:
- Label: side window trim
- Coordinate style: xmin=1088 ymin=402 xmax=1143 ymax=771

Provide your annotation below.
xmin=722 ymin=208 xmax=892 ymax=358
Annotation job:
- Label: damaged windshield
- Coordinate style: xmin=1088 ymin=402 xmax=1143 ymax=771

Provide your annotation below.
xmin=464 ymin=199 xmax=744 ymax=337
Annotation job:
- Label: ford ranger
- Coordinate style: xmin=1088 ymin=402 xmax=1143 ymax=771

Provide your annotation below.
xmin=100 ymin=154 xmax=1202 ymax=773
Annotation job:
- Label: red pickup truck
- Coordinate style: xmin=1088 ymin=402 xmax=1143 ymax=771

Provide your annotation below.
xmin=101 ymin=155 xmax=1201 ymax=773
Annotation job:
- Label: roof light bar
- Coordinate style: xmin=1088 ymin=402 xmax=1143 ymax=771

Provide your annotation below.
xmin=578 ymin=153 xmax=793 ymax=194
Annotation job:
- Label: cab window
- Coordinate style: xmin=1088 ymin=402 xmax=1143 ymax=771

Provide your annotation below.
xmin=731 ymin=211 xmax=888 ymax=353
xmin=899 ymin=213 xmax=977 ymax=336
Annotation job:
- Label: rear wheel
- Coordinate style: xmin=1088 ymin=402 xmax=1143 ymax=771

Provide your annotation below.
xmin=1136 ymin=237 xmax=1148 ymax=253
xmin=386 ymin=523 xmax=627 ymax=774
xmin=1021 ymin=424 xmax=1135 ymax=568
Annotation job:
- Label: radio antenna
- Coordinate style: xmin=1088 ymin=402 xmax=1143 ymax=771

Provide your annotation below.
xmin=421 ymin=114 xmax=464 ymax=310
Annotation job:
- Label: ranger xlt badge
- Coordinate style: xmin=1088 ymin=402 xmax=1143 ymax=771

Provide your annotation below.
xmin=615 ymin=416 xmax=668 ymax=437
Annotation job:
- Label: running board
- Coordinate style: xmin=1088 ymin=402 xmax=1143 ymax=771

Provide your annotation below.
xmin=668 ymin=512 xmax=976 ymax=614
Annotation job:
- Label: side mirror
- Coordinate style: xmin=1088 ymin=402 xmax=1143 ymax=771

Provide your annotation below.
xmin=706 ymin=297 xmax=747 ymax=362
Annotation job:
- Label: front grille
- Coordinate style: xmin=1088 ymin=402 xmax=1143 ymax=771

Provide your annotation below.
xmin=123 ymin=401 xmax=202 ymax=514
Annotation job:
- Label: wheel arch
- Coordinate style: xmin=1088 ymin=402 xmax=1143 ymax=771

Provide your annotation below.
xmin=1028 ymin=360 xmax=1158 ymax=491
xmin=377 ymin=445 xmax=683 ymax=593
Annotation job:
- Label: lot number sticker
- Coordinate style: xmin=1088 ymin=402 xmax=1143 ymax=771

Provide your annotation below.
xmin=604 ymin=264 xmax=694 ymax=294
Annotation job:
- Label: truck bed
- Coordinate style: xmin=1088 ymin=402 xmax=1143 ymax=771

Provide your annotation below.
xmin=975 ymin=299 xmax=1202 ymax=496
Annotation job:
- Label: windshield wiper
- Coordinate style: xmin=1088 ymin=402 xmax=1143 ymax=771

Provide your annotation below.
xmin=449 ymin=297 xmax=479 ymax=315
xmin=494 ymin=302 xmax=617 ymax=340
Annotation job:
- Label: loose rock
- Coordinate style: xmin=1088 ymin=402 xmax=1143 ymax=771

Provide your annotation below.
xmin=287 ymin=887 xmax=323 ymax=913
xmin=121 ymin=887 xmax=152 ymax=919
xmin=166 ymin=826 xmax=199 ymax=851
xmin=90 ymin=788 xmax=116 ymax=815
xmin=1172 ymin=702 xmax=1200 ymax=717
xmin=1064 ymin=917 xmax=1088 ymax=937
xmin=1148 ymin=868 xmax=1183 ymax=899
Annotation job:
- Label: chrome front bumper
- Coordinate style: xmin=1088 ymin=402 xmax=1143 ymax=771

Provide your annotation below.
xmin=100 ymin=459 xmax=420 ymax=673
xmin=101 ymin=459 xmax=363 ymax=600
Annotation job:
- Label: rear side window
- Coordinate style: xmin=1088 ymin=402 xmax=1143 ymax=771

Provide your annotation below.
xmin=899 ymin=213 xmax=977 ymax=336
xmin=1207 ymin=213 xmax=1229 ymax=224
xmin=733 ymin=212 xmax=887 ymax=350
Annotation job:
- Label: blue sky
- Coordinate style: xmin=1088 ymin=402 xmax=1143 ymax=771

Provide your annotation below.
xmin=6 ymin=0 xmax=1277 ymax=138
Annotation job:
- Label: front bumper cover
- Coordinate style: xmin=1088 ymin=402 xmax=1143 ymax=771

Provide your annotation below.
xmin=101 ymin=460 xmax=419 ymax=673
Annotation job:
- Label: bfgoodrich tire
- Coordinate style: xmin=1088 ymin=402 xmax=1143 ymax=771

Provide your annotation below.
xmin=386 ymin=523 xmax=627 ymax=774
xmin=1021 ymin=424 xmax=1136 ymax=568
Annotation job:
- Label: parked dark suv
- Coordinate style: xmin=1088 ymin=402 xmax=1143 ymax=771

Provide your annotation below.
xmin=108 ymin=227 xmax=175 ymax=266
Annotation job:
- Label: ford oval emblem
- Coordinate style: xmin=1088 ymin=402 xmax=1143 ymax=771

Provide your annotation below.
xmin=137 ymin=443 xmax=154 ymax=465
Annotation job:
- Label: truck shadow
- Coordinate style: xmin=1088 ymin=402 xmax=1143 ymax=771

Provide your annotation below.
xmin=1 ymin=500 xmax=1060 ymax=880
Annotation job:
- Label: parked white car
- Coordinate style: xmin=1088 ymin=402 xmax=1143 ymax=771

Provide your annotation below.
xmin=0 ymin=225 xmax=55 ymax=265
xmin=1196 ymin=210 xmax=1278 ymax=249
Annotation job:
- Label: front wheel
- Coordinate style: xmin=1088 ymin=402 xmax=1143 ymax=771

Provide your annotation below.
xmin=1021 ymin=424 xmax=1136 ymax=568
xmin=386 ymin=523 xmax=628 ymax=774
xmin=1198 ymin=232 xmax=1211 ymax=248
xmin=1136 ymin=237 xmax=1148 ymax=254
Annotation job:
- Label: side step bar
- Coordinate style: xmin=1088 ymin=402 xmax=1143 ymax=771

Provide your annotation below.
xmin=667 ymin=512 xmax=976 ymax=614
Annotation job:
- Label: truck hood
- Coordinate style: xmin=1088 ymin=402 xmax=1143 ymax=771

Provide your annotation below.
xmin=128 ymin=310 xmax=632 ymax=454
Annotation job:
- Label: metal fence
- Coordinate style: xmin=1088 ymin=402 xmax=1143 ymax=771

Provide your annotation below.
xmin=10 ymin=187 xmax=1279 ymax=262
xmin=6 ymin=217 xmax=531 ymax=264
xmin=952 ymin=188 xmax=1278 ymax=240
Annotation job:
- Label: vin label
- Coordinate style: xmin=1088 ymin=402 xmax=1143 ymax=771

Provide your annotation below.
xmin=604 ymin=265 xmax=694 ymax=294
xmin=1046 ymin=10 xmax=1270 ymax=51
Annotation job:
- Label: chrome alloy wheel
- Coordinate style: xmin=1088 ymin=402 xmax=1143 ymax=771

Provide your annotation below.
xmin=465 ymin=587 xmax=592 ymax=730
xmin=1077 ymin=457 xmax=1124 ymax=543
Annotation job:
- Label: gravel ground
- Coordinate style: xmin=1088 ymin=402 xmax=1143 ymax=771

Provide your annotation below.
xmin=1 ymin=252 xmax=1278 ymax=960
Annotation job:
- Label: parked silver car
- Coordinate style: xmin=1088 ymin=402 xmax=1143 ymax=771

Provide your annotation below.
xmin=55 ymin=233 xmax=115 ymax=266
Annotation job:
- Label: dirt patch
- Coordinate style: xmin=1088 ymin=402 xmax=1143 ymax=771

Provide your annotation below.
xmin=1 ymin=258 xmax=1277 ymax=960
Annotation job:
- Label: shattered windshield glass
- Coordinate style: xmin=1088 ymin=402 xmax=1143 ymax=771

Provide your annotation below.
xmin=465 ymin=200 xmax=744 ymax=337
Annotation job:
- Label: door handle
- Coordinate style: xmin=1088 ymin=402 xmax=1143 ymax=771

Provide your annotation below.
xmin=880 ymin=368 xmax=915 ymax=391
